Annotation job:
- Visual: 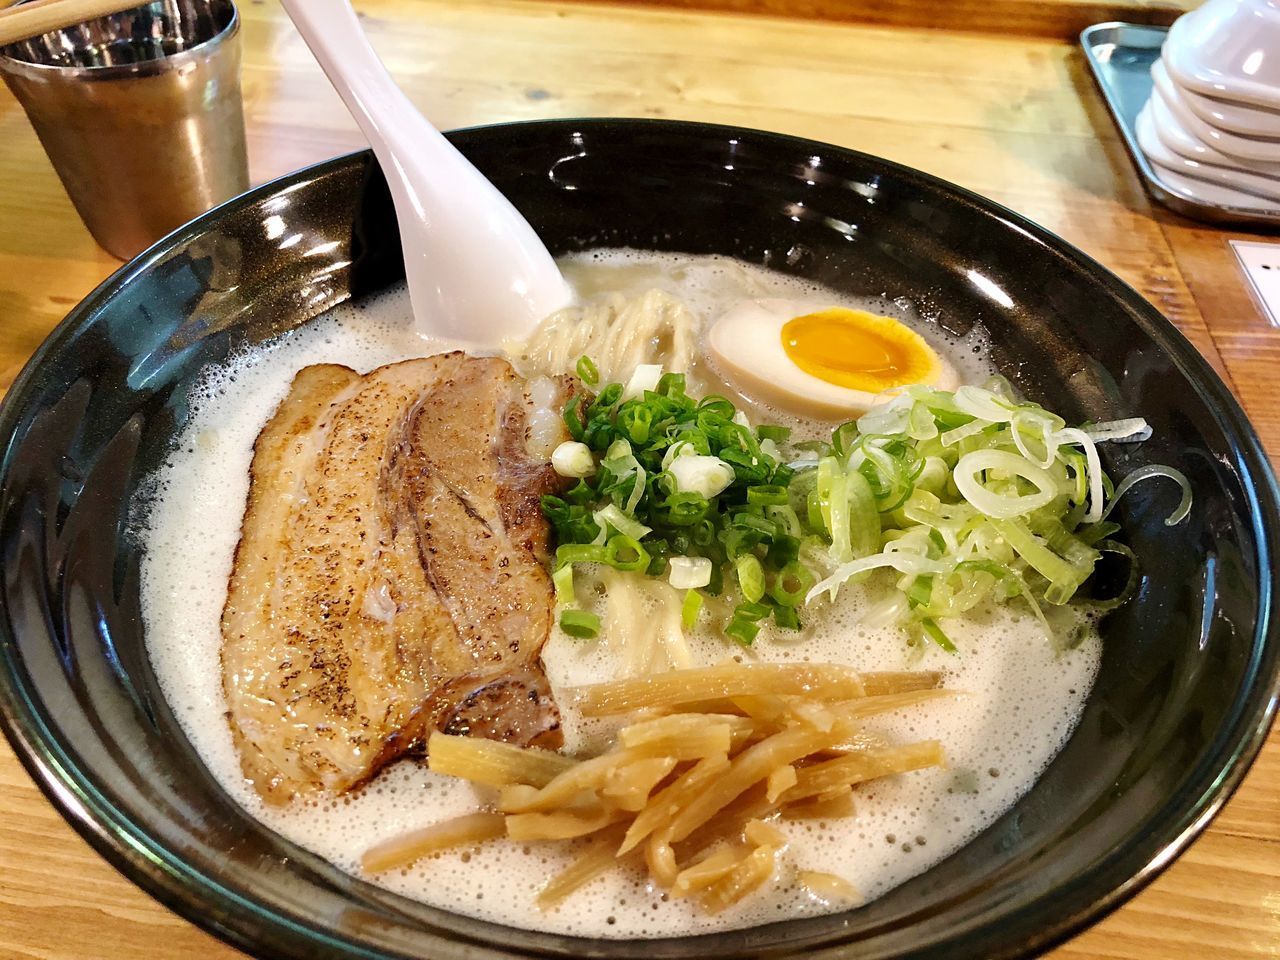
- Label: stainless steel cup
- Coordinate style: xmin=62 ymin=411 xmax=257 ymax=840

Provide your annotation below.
xmin=0 ymin=0 xmax=249 ymax=259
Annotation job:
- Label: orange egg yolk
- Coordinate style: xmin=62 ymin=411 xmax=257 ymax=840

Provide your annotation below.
xmin=781 ymin=308 xmax=940 ymax=393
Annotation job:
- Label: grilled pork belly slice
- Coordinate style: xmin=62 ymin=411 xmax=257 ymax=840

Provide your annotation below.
xmin=220 ymin=352 xmax=569 ymax=803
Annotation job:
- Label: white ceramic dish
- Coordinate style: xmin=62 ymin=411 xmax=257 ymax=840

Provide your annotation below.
xmin=1145 ymin=152 xmax=1280 ymax=210
xmin=1147 ymin=74 xmax=1280 ymax=175
xmin=1162 ymin=0 xmax=1280 ymax=111
xmin=1081 ymin=20 xmax=1280 ymax=227
xmin=1137 ymin=99 xmax=1280 ymax=204
xmin=1152 ymin=58 xmax=1280 ymax=162
xmin=1176 ymin=82 xmax=1280 ymax=138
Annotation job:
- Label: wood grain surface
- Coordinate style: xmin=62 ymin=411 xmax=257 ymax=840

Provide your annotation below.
xmin=564 ymin=0 xmax=1197 ymax=40
xmin=0 ymin=1 xmax=1276 ymax=958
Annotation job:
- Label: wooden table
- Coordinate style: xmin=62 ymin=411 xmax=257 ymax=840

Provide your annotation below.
xmin=1 ymin=1 xmax=1276 ymax=957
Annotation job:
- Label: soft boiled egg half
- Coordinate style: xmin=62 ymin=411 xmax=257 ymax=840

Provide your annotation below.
xmin=706 ymin=299 xmax=959 ymax=418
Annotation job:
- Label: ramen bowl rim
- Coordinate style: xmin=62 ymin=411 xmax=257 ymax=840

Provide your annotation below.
xmin=0 ymin=118 xmax=1276 ymax=960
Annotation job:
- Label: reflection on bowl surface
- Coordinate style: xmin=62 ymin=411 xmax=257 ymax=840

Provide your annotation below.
xmin=0 ymin=119 xmax=1276 ymax=960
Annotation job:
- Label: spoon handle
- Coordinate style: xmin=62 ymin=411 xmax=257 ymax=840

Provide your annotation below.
xmin=280 ymin=0 xmax=569 ymax=343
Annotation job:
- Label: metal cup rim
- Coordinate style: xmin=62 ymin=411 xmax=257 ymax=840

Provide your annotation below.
xmin=0 ymin=0 xmax=240 ymax=81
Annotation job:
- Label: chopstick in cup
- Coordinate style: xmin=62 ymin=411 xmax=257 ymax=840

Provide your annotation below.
xmin=0 ymin=0 xmax=152 ymax=47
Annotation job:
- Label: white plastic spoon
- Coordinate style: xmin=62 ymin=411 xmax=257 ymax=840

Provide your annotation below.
xmin=280 ymin=0 xmax=570 ymax=345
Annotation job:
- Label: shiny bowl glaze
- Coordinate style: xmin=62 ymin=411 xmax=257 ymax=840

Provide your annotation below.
xmin=0 ymin=119 xmax=1276 ymax=960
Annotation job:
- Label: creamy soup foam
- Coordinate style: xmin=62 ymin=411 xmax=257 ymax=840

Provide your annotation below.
xmin=139 ymin=251 xmax=1100 ymax=937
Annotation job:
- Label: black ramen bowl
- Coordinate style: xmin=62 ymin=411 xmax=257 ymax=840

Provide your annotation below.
xmin=0 ymin=119 xmax=1276 ymax=960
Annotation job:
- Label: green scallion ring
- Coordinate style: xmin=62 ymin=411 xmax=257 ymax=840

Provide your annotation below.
xmin=605 ymin=534 xmax=651 ymax=572
xmin=555 ymin=543 xmax=609 ymax=566
xmin=736 ymin=554 xmax=765 ymax=603
xmin=725 ymin=617 xmax=761 ymax=646
xmin=575 ymin=355 xmax=600 ymax=386
xmin=560 ymin=609 xmax=601 ymax=639
xmin=733 ymin=600 xmax=771 ymax=621
xmin=769 ymin=561 xmax=815 ymax=607
xmin=772 ymin=605 xmax=801 ymax=630
xmin=747 ymin=485 xmax=790 ymax=506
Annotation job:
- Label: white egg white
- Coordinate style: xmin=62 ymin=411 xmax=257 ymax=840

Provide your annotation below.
xmin=706 ymin=298 xmax=959 ymax=419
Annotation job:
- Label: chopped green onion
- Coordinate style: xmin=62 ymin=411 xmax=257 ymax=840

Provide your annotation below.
xmin=696 ymin=394 xmax=733 ymax=416
xmin=562 ymin=394 xmax=585 ymax=441
xmin=773 ymin=605 xmax=801 ymax=630
xmin=591 ymin=382 xmax=623 ymax=416
xmin=552 ymin=440 xmax=596 ymax=478
xmin=552 ymin=565 xmax=575 ymax=605
xmin=543 ymin=369 xmax=1182 ymax=656
xmin=905 ymin=576 xmax=932 ymax=608
xmin=920 ymin=618 xmax=956 ymax=653
xmin=669 ymin=454 xmax=735 ymax=498
xmin=691 ymin=519 xmax=716 ymax=548
xmin=622 ymin=364 xmax=663 ymax=402
xmin=765 ymin=533 xmax=800 ymax=568
xmin=831 ymin=421 xmax=859 ymax=461
xmin=990 ymin=518 xmax=1095 ymax=604
xmin=769 ymin=561 xmax=815 ymax=607
xmin=953 ymin=449 xmax=1061 ymax=518
xmin=681 ymin=589 xmax=703 ymax=629
xmin=845 ymin=467 xmax=881 ymax=560
xmin=575 ymin=355 xmax=600 ymax=386
xmin=732 ymin=513 xmax=776 ymax=537
xmin=1055 ymin=427 xmax=1105 ymax=524
xmin=661 ymin=492 xmax=710 ymax=526
xmin=725 ymin=617 xmax=761 ymax=646
xmin=736 ymin=554 xmax=765 ymax=603
xmin=1076 ymin=520 xmax=1121 ymax=546
xmin=541 ymin=370 xmax=814 ymax=649
xmin=658 ymin=371 xmax=687 ymax=398
xmin=1102 ymin=464 xmax=1192 ymax=526
xmin=734 ymin=600 xmax=771 ymax=621
xmin=806 ymin=489 xmax=824 ymax=531
xmin=555 ymin=543 xmax=608 ymax=566
xmin=721 ymin=527 xmax=763 ymax=560
xmin=645 ymin=542 xmax=670 ymax=576
xmin=594 ymin=503 xmax=652 ymax=541
xmin=1083 ymin=539 xmax=1139 ymax=611
xmin=560 ymin=609 xmax=601 ymax=639
xmin=1081 ymin=418 xmax=1151 ymax=443
xmin=747 ymin=485 xmax=789 ymax=506
xmin=765 ymin=504 xmax=802 ymax=537
xmin=619 ymin=404 xmax=655 ymax=444
xmin=563 ymin=479 xmax=596 ymax=505
xmin=669 ymin=556 xmax=712 ymax=590
xmin=605 ymin=534 xmax=651 ymax=572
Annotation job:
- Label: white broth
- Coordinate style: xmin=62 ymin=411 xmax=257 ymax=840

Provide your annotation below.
xmin=138 ymin=251 xmax=1099 ymax=937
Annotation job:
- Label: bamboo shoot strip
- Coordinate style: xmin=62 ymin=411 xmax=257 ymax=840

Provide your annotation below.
xmin=362 ymin=812 xmax=506 ymax=873
xmin=572 ymin=662 xmax=941 ymax=716
xmin=427 ymin=732 xmax=575 ymax=788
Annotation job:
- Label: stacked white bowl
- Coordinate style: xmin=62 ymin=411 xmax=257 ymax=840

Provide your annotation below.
xmin=1136 ymin=0 xmax=1280 ymax=211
